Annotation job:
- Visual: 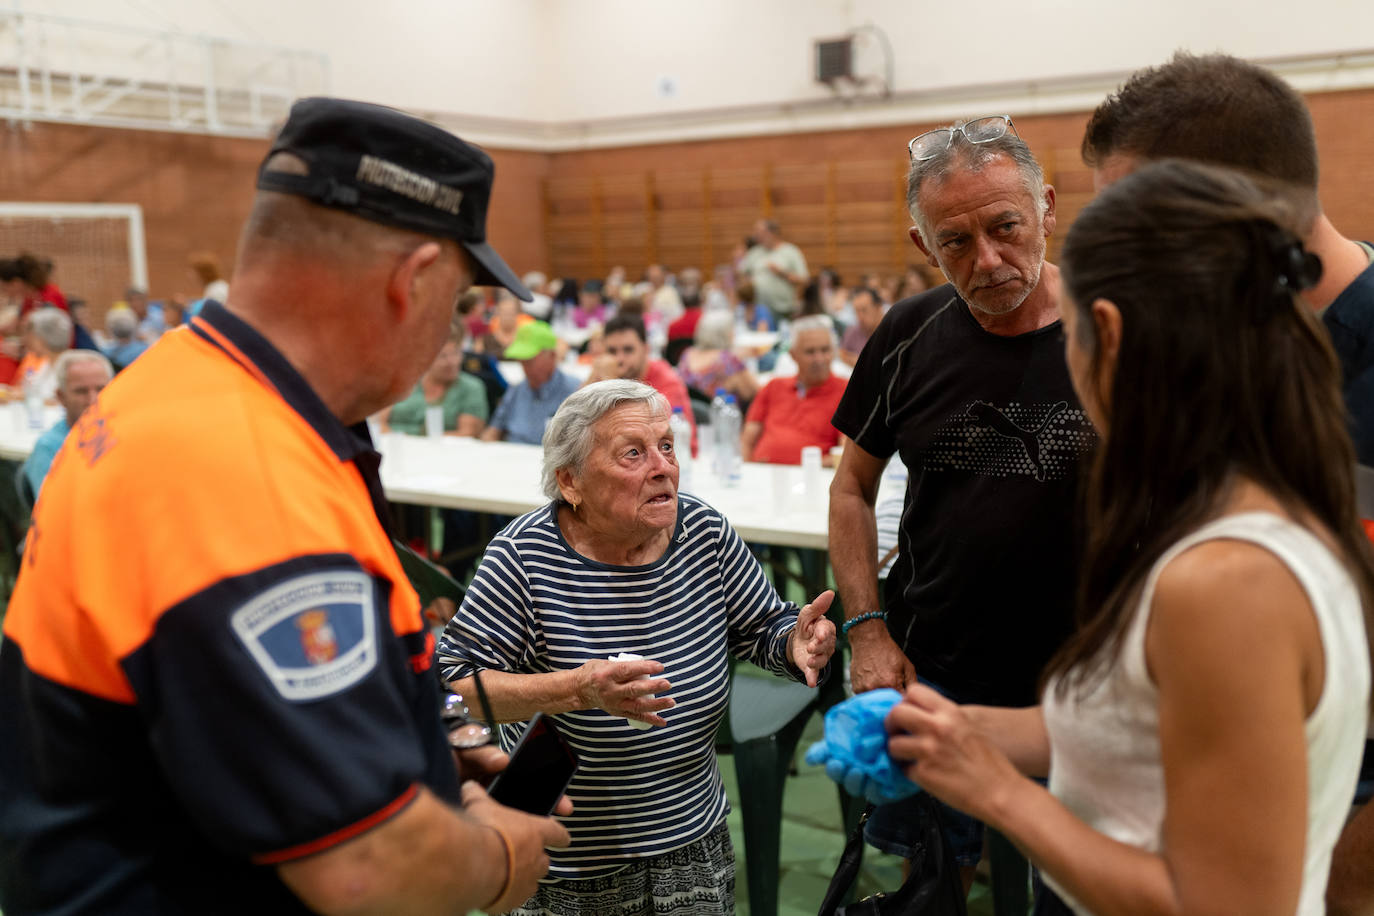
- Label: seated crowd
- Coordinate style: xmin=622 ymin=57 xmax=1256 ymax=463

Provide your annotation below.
xmin=9 ymin=51 xmax=1374 ymax=916
xmin=0 ymin=248 xmax=234 ymax=496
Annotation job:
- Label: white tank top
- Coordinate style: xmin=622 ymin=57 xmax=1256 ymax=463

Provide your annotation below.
xmin=1041 ymin=512 xmax=1370 ymax=915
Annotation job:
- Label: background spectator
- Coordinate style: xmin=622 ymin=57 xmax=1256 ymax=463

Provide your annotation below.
xmin=19 ymin=349 xmax=112 ymax=502
xmin=382 ymin=330 xmax=489 ymax=437
xmin=677 ymin=309 xmax=757 ymax=403
xmin=103 ymin=307 xmax=149 ymax=371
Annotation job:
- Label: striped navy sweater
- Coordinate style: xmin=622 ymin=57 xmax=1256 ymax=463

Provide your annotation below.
xmin=437 ymin=494 xmax=803 ymax=878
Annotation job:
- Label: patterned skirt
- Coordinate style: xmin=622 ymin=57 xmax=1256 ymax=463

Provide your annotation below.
xmin=508 ymin=820 xmax=735 ymax=916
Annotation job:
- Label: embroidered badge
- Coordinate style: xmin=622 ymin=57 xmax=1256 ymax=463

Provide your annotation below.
xmin=231 ymin=571 xmax=378 ymax=701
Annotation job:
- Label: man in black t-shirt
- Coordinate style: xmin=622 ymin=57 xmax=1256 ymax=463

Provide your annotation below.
xmin=828 ymin=118 xmax=1097 ymax=884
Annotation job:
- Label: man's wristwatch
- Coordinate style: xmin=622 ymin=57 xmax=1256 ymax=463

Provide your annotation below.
xmin=440 ymin=693 xmax=493 ymax=749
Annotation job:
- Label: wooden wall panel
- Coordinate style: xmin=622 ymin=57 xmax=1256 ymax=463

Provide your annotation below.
xmin=540 ymin=88 xmax=1374 ymax=286
xmin=4 ymin=84 xmax=1372 ymax=322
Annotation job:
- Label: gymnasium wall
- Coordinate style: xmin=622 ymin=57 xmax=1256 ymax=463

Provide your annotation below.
xmin=4 ymin=84 xmax=1374 ymax=315
xmin=542 ymin=86 xmax=1374 ymax=284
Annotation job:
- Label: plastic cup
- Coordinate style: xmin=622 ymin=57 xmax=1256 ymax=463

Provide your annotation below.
xmin=424 ymin=405 xmax=444 ymax=439
xmin=771 ymin=464 xmax=791 ymax=513
xmin=801 ymin=446 xmax=823 ymax=497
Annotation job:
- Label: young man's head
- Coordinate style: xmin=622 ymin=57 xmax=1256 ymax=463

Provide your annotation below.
xmin=601 ymin=313 xmax=649 ymax=380
xmin=851 ymin=287 xmax=885 ymax=334
xmin=1081 ymin=52 xmax=1319 ymax=195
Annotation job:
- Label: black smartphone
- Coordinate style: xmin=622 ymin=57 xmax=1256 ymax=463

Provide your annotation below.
xmin=487 ymin=713 xmax=579 ymax=816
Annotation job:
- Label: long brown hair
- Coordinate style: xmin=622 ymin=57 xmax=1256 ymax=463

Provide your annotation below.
xmin=1046 ymin=160 xmax=1374 ymax=695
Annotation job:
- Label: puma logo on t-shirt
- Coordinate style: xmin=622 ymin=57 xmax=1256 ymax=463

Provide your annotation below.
xmin=964 ymin=400 xmax=1068 ymax=482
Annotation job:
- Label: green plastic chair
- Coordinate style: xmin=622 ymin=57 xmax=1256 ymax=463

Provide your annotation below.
xmin=723 ymin=661 xmax=861 ymax=916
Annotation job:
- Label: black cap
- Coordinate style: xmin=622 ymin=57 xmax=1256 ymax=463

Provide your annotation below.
xmin=257 ymin=97 xmax=531 ymax=301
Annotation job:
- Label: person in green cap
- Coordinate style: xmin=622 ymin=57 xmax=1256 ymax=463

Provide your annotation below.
xmin=481 ymin=320 xmax=581 ymax=445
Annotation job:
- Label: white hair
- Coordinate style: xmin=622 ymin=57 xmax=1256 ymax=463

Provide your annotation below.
xmin=106 ymin=307 xmax=138 ymax=341
xmin=693 ymin=309 xmax=735 ymax=350
xmin=541 ymin=380 xmax=668 ymax=502
xmin=55 ymin=348 xmax=113 ymax=390
xmin=29 ymin=307 xmax=73 ymax=353
xmin=789 ymin=314 xmax=838 ymax=348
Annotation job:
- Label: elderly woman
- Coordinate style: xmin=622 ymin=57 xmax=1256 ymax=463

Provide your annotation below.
xmin=438 ymin=380 xmax=835 ymax=915
xmin=676 ymin=309 xmax=758 ymax=402
xmin=380 ymin=330 xmax=488 ymax=437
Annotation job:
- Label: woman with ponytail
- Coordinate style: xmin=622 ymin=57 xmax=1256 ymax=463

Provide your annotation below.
xmin=883 ymin=160 xmax=1374 ymax=916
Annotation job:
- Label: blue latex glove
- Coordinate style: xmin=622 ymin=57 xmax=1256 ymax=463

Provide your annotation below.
xmin=804 ymin=688 xmax=922 ymax=805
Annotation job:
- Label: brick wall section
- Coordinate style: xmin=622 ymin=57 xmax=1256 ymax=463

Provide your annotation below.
xmin=0 ymin=123 xmax=551 ymax=322
xmin=2 ymin=86 xmax=1371 ymax=317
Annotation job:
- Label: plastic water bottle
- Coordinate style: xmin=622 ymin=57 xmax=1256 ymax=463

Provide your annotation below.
xmin=709 ymin=389 xmax=729 ymax=478
xmin=22 ymin=369 xmax=43 ymax=430
xmin=669 ymin=406 xmax=694 ymax=494
xmin=717 ymin=395 xmax=742 ymax=487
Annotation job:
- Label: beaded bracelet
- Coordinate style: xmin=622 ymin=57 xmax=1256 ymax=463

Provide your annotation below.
xmin=841 ymin=611 xmax=887 ymax=636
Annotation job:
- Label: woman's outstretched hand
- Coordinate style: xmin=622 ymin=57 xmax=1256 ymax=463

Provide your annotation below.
xmin=789 ymin=590 xmax=838 ymax=687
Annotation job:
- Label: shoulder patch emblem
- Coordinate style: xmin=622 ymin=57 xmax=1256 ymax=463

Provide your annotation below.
xmin=231 ymin=571 xmax=378 ymax=701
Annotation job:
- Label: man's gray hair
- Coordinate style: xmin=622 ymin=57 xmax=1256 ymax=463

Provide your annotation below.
xmin=790 ymin=314 xmax=838 ymax=347
xmin=107 ymin=308 xmax=138 ymax=341
xmin=55 ymin=348 xmax=113 ymax=390
xmin=906 ymin=128 xmax=1047 ymax=248
xmin=29 ymin=307 xmax=73 ymax=353
xmin=541 ymin=380 xmax=668 ymax=501
xmin=694 ymin=309 xmax=735 ymax=350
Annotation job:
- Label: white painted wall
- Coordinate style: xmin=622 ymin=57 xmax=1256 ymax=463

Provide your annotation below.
xmin=13 ymin=0 xmax=1374 ymax=137
xmin=13 ymin=0 xmax=553 ymax=121
xmin=536 ymin=0 xmax=1374 ymax=120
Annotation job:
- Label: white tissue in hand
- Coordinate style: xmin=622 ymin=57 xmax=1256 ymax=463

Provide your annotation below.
xmin=610 ymin=652 xmax=655 ymax=730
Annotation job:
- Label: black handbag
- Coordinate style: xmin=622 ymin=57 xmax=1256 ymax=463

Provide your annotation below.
xmin=817 ymin=796 xmax=967 ymax=916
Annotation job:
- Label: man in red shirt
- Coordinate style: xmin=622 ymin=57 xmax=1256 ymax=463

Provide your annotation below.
xmin=742 ymin=315 xmax=847 ymax=465
xmin=586 ymin=312 xmax=697 ymax=453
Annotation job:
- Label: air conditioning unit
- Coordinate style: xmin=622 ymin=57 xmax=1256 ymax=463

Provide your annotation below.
xmin=814 ymin=37 xmax=853 ymax=85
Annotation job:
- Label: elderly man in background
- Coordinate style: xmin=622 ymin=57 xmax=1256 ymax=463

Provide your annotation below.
xmin=828 ymin=117 xmax=1098 ymax=891
xmin=103 ymin=307 xmax=149 ymax=371
xmin=481 ymin=321 xmax=579 ymax=445
xmin=740 ymin=218 xmax=809 ymax=321
xmin=839 ymin=286 xmax=886 ymax=366
xmin=0 ymin=97 xmax=568 ymax=916
xmin=18 ymin=349 xmax=112 ymax=502
xmin=741 ymin=315 xmax=847 ymax=466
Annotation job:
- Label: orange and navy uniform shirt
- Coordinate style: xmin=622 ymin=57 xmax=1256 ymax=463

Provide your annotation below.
xmin=0 ymin=302 xmax=458 ymax=914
